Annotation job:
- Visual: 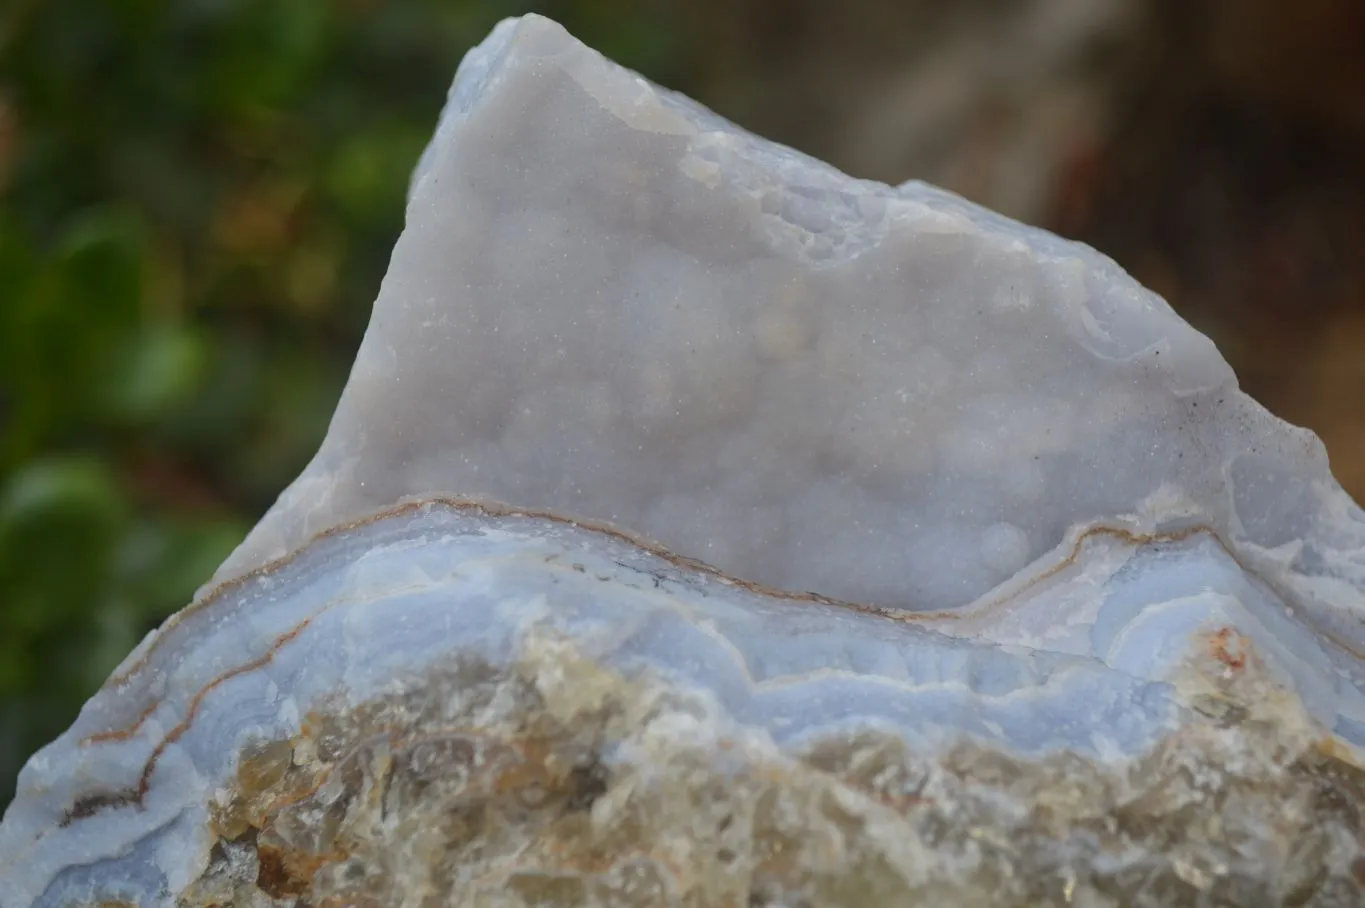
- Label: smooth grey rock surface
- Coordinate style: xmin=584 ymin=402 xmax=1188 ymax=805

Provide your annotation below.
xmin=214 ymin=17 xmax=1365 ymax=622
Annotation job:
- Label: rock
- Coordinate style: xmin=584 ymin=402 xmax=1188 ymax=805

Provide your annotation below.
xmin=2 ymin=14 xmax=1364 ymax=907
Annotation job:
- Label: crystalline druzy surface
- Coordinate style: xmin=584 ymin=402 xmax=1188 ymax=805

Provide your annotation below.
xmin=5 ymin=13 xmax=1365 ymax=908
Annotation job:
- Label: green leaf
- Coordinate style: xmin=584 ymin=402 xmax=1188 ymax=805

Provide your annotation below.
xmin=99 ymin=323 xmax=209 ymax=423
xmin=325 ymin=126 xmax=428 ymax=222
xmin=0 ymin=457 xmax=126 ymax=631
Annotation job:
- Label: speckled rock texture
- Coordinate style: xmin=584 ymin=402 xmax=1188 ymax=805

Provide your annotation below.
xmin=3 ymin=14 xmax=1365 ymax=908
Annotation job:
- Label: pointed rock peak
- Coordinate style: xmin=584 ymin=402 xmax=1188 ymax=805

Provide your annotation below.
xmin=215 ymin=15 xmax=1362 ymax=616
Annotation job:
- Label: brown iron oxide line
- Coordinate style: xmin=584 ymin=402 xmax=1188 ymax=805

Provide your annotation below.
xmin=63 ymin=497 xmax=1360 ymax=822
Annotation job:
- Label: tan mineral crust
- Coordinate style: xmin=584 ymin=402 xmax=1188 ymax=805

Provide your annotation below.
xmin=4 ymin=14 xmax=1365 ymax=908
xmin=184 ymin=629 xmax=1365 ymax=908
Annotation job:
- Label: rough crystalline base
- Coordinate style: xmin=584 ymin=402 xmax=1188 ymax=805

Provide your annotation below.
xmin=140 ymin=633 xmax=1365 ymax=907
xmin=190 ymin=645 xmax=1365 ymax=908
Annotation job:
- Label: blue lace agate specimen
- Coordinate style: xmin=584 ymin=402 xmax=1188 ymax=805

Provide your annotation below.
xmin=3 ymin=15 xmax=1363 ymax=908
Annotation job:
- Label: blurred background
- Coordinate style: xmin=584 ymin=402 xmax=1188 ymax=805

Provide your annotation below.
xmin=1 ymin=0 xmax=1363 ymax=809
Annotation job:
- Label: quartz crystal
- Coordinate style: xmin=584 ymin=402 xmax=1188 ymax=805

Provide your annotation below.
xmin=3 ymin=14 xmax=1365 ymax=908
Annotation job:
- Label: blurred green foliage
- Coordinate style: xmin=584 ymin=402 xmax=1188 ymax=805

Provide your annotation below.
xmin=0 ymin=0 xmax=680 ymax=809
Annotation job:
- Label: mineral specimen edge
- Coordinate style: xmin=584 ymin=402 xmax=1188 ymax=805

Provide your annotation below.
xmin=3 ymin=13 xmax=1365 ymax=908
